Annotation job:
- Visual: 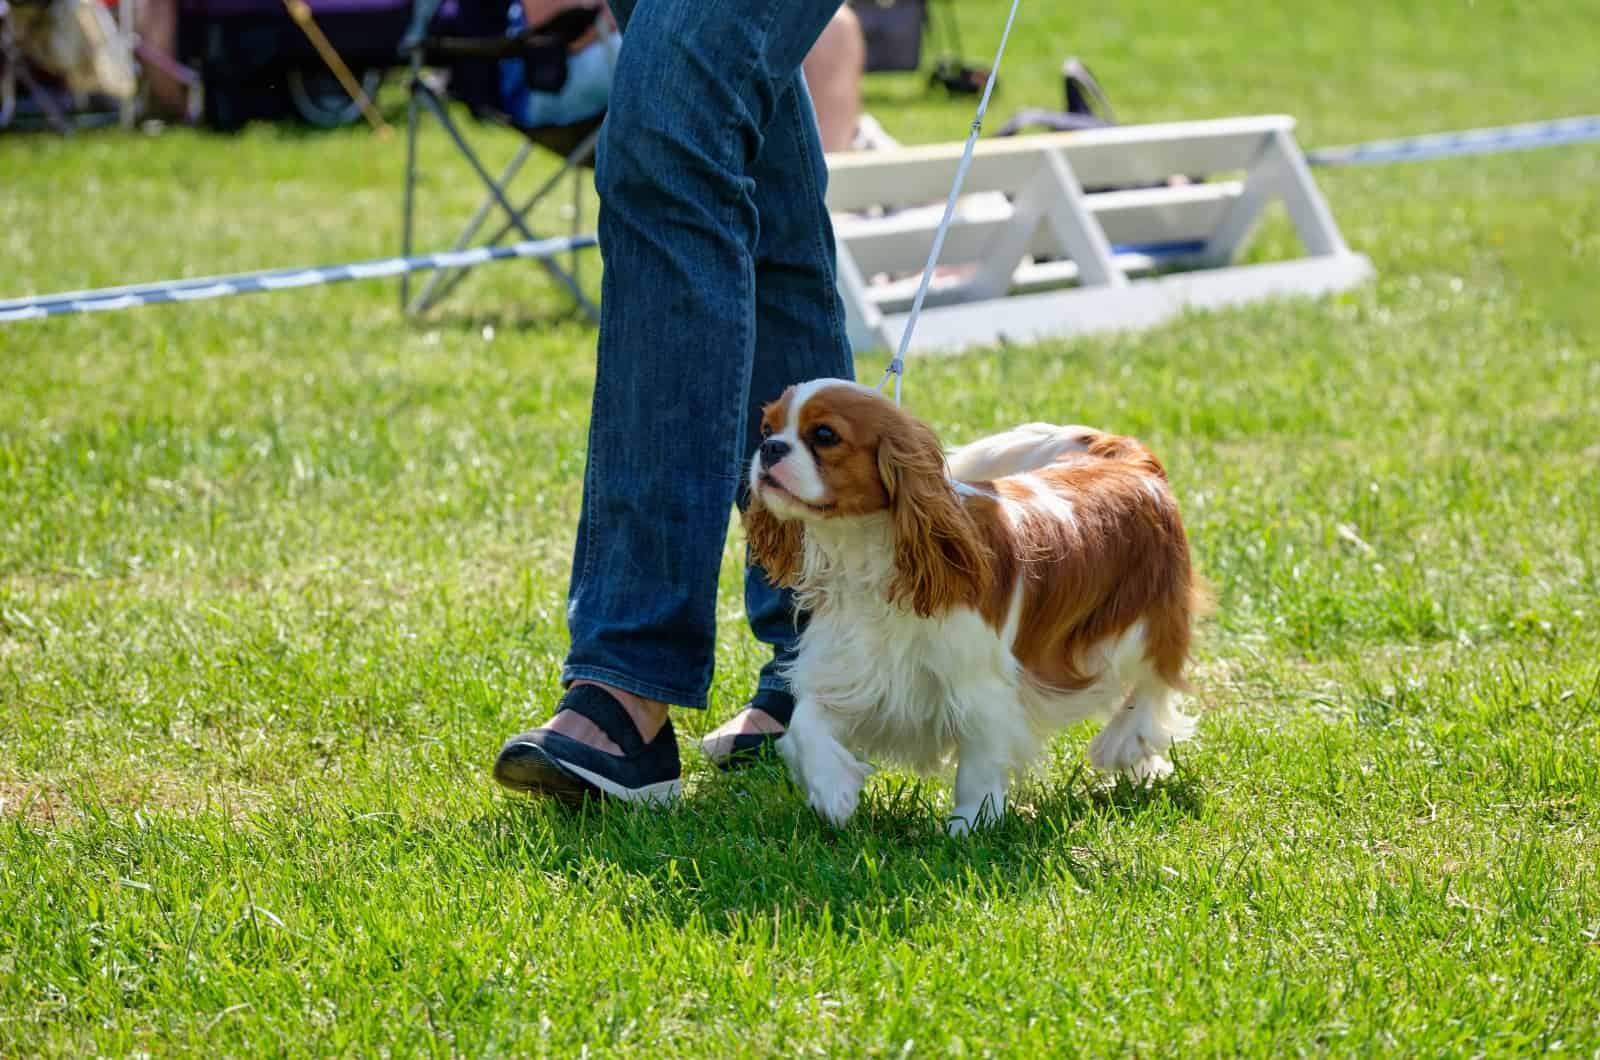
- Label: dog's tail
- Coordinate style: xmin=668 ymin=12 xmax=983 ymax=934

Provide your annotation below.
xmin=947 ymin=423 xmax=1166 ymax=481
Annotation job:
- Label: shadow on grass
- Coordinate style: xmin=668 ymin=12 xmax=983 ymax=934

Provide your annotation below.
xmin=472 ymin=760 xmax=1206 ymax=934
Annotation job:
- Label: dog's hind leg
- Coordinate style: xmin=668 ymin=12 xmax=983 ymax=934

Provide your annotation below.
xmin=949 ymin=742 xmax=1010 ymax=836
xmin=1087 ymin=670 xmax=1196 ymax=781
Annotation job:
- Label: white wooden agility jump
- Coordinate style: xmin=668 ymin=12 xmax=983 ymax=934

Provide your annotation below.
xmin=826 ymin=115 xmax=1374 ymax=354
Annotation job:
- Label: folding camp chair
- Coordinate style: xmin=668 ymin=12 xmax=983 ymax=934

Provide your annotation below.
xmin=398 ymin=0 xmax=606 ymax=318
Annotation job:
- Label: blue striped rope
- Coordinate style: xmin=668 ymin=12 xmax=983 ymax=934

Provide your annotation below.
xmin=1308 ymin=114 xmax=1600 ymax=167
xmin=0 ymin=235 xmax=595 ymax=323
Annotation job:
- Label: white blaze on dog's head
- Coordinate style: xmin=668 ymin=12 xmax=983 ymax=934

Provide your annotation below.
xmin=743 ymin=379 xmax=991 ymax=616
xmin=746 ymin=379 xmax=845 ymax=515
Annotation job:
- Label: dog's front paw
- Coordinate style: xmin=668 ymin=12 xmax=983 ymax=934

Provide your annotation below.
xmin=805 ymin=745 xmax=872 ymax=827
xmin=779 ymin=725 xmax=871 ymax=827
xmin=1125 ymin=753 xmax=1173 ymax=782
xmin=809 ymin=779 xmax=862 ymax=827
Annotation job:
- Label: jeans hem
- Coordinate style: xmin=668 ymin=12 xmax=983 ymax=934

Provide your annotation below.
xmin=755 ymin=673 xmax=792 ymax=696
xmin=561 ymin=664 xmax=709 ymax=710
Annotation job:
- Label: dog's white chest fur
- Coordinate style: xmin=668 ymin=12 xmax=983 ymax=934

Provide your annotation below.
xmin=785 ymin=515 xmax=1096 ymax=774
xmin=796 ymin=589 xmax=1013 ymax=773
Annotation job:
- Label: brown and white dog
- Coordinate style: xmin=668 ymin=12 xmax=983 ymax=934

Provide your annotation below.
xmin=745 ymin=379 xmax=1204 ymax=834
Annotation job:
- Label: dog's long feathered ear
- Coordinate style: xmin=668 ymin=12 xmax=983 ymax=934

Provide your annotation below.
xmin=743 ymin=489 xmax=804 ymax=587
xmin=877 ymin=416 xmax=992 ymax=617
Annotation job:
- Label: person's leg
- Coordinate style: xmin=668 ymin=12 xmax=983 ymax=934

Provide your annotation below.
xmin=502 ymin=0 xmax=846 ymax=783
xmin=801 ymin=5 xmax=865 ymax=153
xmin=704 ymin=70 xmax=855 ymax=758
xmin=136 ymin=0 xmax=187 ymax=119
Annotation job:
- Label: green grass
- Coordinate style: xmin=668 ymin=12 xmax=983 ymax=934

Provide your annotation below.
xmin=3 ymin=0 xmax=1600 ymax=1053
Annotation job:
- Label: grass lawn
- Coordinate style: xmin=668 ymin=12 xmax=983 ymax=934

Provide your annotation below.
xmin=3 ymin=0 xmax=1599 ymax=1053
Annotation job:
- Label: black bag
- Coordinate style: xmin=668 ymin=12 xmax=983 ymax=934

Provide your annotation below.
xmin=848 ymin=0 xmax=925 ymax=73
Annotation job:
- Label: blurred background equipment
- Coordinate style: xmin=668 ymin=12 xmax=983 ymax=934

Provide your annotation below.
xmin=1 ymin=0 xmax=137 ymax=129
xmin=995 ymin=57 xmax=1116 ymax=136
xmin=179 ymin=0 xmax=409 ymax=128
xmin=280 ymin=0 xmax=388 ymax=131
xmin=845 ymin=0 xmax=993 ymax=95
xmin=847 ymin=0 xmax=924 ymax=73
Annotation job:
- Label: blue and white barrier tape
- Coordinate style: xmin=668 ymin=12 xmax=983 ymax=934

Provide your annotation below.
xmin=1308 ymin=114 xmax=1600 ymax=167
xmin=0 ymin=235 xmax=595 ymax=323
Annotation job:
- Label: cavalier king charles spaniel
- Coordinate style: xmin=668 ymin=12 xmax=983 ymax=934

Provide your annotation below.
xmin=745 ymin=379 xmax=1204 ymax=834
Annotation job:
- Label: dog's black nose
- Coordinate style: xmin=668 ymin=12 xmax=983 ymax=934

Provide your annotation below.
xmin=759 ymin=438 xmax=791 ymax=469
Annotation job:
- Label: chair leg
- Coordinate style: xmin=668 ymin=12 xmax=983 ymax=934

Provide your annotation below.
xmin=401 ymin=78 xmax=601 ymax=320
xmin=419 ymin=123 xmax=602 ymax=319
xmin=409 ymin=139 xmax=534 ymax=314
xmin=401 ymin=53 xmax=422 ymax=312
xmin=571 ymin=159 xmax=582 ymax=291
xmin=410 ymin=86 xmax=595 ymax=314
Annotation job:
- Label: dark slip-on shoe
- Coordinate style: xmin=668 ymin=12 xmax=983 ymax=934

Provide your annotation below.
xmin=699 ymin=687 xmax=795 ymax=772
xmin=494 ymin=684 xmax=681 ymax=805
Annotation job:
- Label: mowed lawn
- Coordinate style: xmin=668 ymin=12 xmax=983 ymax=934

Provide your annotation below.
xmin=3 ymin=0 xmax=1599 ymax=1053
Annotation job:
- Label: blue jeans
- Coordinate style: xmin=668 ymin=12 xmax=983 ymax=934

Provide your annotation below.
xmin=561 ymin=0 xmax=853 ymax=708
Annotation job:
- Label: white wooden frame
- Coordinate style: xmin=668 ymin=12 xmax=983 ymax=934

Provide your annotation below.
xmin=826 ymin=115 xmax=1373 ymax=354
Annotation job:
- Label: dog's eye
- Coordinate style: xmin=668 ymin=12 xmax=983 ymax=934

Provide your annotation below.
xmin=760 ymin=423 xmax=773 ymax=439
xmin=810 ymin=425 xmax=840 ymax=448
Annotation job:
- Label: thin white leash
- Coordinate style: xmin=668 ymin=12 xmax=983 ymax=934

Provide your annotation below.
xmin=875 ymin=0 xmax=1025 ymax=406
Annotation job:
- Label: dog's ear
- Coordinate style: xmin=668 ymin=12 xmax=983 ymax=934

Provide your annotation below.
xmin=744 ymin=490 xmax=804 ymax=587
xmin=877 ymin=416 xmax=991 ymax=616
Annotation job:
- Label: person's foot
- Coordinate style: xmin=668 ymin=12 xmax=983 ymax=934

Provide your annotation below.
xmin=494 ymin=682 xmax=681 ymax=804
xmin=699 ymin=688 xmax=795 ymax=770
xmin=851 ymin=112 xmax=901 ymax=152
